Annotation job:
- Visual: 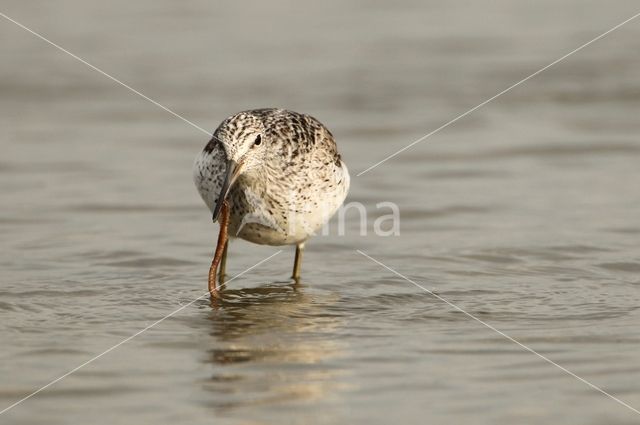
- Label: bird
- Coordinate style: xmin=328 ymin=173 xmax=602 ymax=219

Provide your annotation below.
xmin=193 ymin=108 xmax=350 ymax=293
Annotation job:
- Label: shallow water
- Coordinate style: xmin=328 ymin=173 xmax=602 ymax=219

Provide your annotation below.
xmin=1 ymin=0 xmax=640 ymax=424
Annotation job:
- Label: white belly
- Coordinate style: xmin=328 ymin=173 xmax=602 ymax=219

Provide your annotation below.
xmin=228 ymin=162 xmax=350 ymax=245
xmin=228 ymin=189 xmax=345 ymax=245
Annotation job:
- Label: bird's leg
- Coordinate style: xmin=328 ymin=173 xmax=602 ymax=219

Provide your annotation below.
xmin=208 ymin=200 xmax=230 ymax=297
xmin=218 ymin=239 xmax=229 ymax=283
xmin=292 ymin=242 xmax=305 ymax=281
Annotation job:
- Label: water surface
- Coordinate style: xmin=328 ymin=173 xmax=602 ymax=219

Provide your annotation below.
xmin=1 ymin=1 xmax=640 ymax=424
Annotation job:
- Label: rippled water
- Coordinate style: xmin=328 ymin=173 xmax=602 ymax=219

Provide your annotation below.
xmin=1 ymin=1 xmax=640 ymax=424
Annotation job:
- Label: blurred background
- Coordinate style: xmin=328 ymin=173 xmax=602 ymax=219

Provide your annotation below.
xmin=1 ymin=1 xmax=639 ymax=424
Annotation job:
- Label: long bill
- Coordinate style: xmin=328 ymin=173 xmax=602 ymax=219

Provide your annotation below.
xmin=208 ymin=199 xmax=230 ymax=296
xmin=212 ymin=159 xmax=241 ymax=222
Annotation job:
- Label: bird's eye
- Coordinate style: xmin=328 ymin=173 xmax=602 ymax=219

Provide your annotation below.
xmin=253 ymin=135 xmax=262 ymax=146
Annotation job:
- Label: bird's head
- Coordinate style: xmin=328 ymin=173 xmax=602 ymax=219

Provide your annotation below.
xmin=210 ymin=111 xmax=267 ymax=221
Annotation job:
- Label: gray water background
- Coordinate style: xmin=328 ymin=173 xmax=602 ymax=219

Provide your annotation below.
xmin=1 ymin=1 xmax=640 ymax=424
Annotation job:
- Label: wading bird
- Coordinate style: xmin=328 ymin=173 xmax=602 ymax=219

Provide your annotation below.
xmin=194 ymin=108 xmax=350 ymax=295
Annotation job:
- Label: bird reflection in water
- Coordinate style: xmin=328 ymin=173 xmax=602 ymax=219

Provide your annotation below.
xmin=200 ymin=280 xmax=349 ymax=415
